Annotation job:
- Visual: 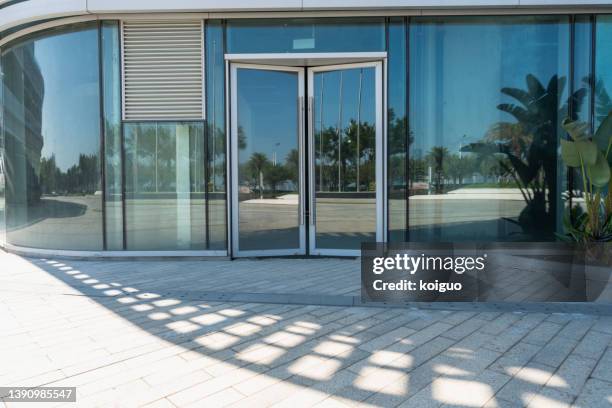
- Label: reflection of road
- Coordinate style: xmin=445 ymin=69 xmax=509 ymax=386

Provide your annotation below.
xmin=7 ymin=195 xmax=102 ymax=250
xmin=390 ymin=188 xmax=534 ymax=240
xmin=238 ymin=197 xmax=377 ymax=250
xmin=125 ymin=199 xmax=226 ymax=250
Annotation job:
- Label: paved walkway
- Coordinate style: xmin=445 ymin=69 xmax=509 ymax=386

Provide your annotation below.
xmin=1 ymin=250 xmax=612 ymax=407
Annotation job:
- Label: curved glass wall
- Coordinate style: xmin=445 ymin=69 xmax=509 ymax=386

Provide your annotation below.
xmin=1 ymin=24 xmax=103 ymax=250
xmin=409 ymin=16 xmax=571 ymax=242
xmin=0 ymin=15 xmax=607 ymax=254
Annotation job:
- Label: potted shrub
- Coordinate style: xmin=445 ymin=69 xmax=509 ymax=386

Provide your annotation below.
xmin=561 ymin=114 xmax=612 ymax=301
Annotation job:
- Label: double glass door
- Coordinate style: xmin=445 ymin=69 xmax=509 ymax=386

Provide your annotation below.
xmin=230 ymin=61 xmax=383 ymax=256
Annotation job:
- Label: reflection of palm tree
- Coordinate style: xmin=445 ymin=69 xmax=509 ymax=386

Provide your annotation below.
xmin=485 ymin=122 xmax=531 ymax=157
xmin=465 ymin=74 xmax=586 ymax=239
xmin=285 ymin=149 xmax=299 ymax=185
xmin=428 ymin=146 xmax=449 ymax=194
xmin=247 ymin=152 xmax=269 ymax=199
xmin=594 ymin=77 xmax=612 ymax=125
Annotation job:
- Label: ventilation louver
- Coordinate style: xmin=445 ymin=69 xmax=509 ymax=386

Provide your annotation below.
xmin=122 ymin=20 xmax=204 ymax=120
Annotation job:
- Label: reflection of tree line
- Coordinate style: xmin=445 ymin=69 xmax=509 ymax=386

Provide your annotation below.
xmin=315 ymin=119 xmax=375 ymax=192
xmin=240 ymin=146 xmax=299 ymax=199
xmin=239 ymin=119 xmax=377 ymax=198
xmin=123 ymin=123 xmax=226 ymax=195
xmin=34 ymin=153 xmax=99 ymax=200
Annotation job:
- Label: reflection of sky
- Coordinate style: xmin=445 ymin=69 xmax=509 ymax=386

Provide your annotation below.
xmin=314 ymin=68 xmax=376 ymax=133
xmin=596 ymin=15 xmax=612 ymax=127
xmin=237 ymin=66 xmax=378 ymax=166
xmin=227 ymin=19 xmax=385 ymax=54
xmin=410 ymin=18 xmax=569 ymax=155
xmin=36 ymin=28 xmax=101 ymax=171
xmin=237 ymin=69 xmax=298 ymax=165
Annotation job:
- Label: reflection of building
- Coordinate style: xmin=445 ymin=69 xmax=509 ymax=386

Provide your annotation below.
xmin=3 ymin=42 xmax=44 ymax=208
xmin=0 ymin=2 xmax=611 ymax=256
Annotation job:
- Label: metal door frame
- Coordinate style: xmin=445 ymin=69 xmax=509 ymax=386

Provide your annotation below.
xmin=307 ymin=61 xmax=386 ymax=256
xmin=229 ymin=63 xmax=306 ymax=257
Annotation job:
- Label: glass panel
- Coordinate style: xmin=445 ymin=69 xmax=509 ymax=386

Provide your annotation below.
xmin=101 ymin=21 xmax=123 ymax=250
xmin=124 ymin=122 xmax=206 ymax=251
xmin=205 ymin=20 xmax=227 ymax=250
xmin=569 ymin=16 xmax=594 ymax=229
xmin=387 ymin=17 xmax=408 ymax=242
xmin=236 ymin=68 xmax=300 ymax=251
xmin=574 ymin=16 xmax=593 ymax=125
xmin=313 ymin=66 xmax=377 ymax=250
xmin=227 ymin=18 xmax=385 ymax=54
xmin=2 ymin=24 xmax=103 ymax=250
xmin=596 ymin=15 xmax=612 ymax=127
xmin=409 ymin=16 xmax=570 ymax=242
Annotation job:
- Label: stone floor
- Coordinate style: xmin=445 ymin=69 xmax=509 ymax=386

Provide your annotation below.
xmin=1 ymin=250 xmax=612 ymax=407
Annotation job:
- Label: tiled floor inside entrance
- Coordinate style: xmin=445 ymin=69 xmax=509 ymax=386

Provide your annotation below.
xmin=1 ymin=250 xmax=612 ymax=407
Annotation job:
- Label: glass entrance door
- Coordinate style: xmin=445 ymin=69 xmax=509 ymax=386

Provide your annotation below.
xmin=230 ymin=64 xmax=306 ymax=256
xmin=308 ymin=62 xmax=384 ymax=256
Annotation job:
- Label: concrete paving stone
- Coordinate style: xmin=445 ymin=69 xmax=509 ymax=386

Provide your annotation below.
xmin=312 ymin=396 xmax=354 ymax=408
xmin=142 ymin=398 xmax=176 ymax=408
xmin=479 ymin=313 xmax=522 ymax=336
xmin=532 ymin=334 xmax=579 ymax=369
xmin=440 ymin=316 xmax=488 ymax=340
xmin=494 ymin=362 xmax=556 ymax=406
xmin=546 ymin=313 xmax=577 ymax=324
xmin=572 ymin=330 xmax=612 ymax=360
xmin=522 ymin=321 xmax=564 ymax=346
xmin=525 ymin=386 xmax=575 ymax=408
xmin=396 ymin=383 xmax=442 ymax=408
xmin=489 ymin=342 xmax=542 ymax=375
xmin=439 ymin=311 xmax=477 ymax=325
xmin=572 ymin=378 xmax=612 ymax=408
xmin=593 ymin=316 xmax=612 ymax=335
xmin=2 ymin=251 xmax=612 ymax=408
xmin=429 ymin=369 xmax=511 ymax=407
xmin=483 ymin=396 xmax=524 ymax=408
xmin=357 ymin=326 xmax=416 ymax=352
xmin=184 ymin=387 xmax=245 ymax=408
xmin=591 ymin=347 xmax=612 ymax=383
xmin=555 ymin=317 xmax=596 ymax=342
xmin=227 ymin=372 xmax=315 ymax=408
xmin=549 ymin=355 xmax=597 ymax=396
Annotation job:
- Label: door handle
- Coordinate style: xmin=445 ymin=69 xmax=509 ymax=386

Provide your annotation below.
xmin=308 ymin=96 xmax=316 ymax=226
xmin=298 ymin=96 xmax=305 ymax=226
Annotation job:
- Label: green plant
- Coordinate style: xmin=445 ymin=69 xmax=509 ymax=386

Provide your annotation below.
xmin=560 ymin=113 xmax=612 ymax=242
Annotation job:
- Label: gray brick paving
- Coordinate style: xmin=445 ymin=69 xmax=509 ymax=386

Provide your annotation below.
xmin=1 ymin=250 xmax=611 ymax=407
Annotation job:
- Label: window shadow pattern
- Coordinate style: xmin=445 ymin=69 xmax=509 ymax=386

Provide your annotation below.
xmin=16 ymin=255 xmax=610 ymax=407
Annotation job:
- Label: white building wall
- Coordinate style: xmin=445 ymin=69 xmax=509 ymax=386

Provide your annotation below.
xmin=2 ymin=0 xmax=612 ymax=36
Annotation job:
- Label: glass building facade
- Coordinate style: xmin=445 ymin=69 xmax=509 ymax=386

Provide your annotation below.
xmin=0 ymin=13 xmax=610 ymax=255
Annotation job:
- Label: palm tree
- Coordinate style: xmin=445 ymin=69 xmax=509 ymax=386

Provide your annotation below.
xmin=247 ymin=152 xmax=269 ymax=199
xmin=428 ymin=146 xmax=449 ymax=194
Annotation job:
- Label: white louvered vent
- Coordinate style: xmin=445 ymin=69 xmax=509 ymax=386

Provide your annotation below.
xmin=122 ymin=20 xmax=204 ymax=120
